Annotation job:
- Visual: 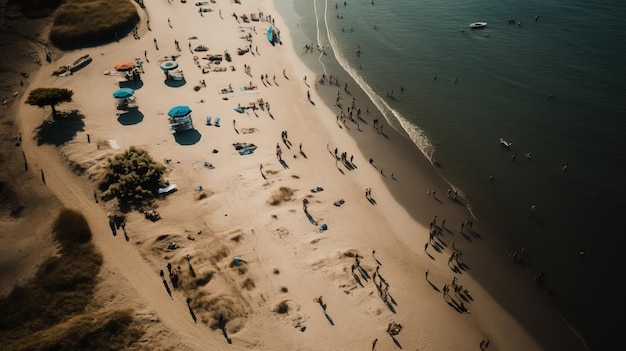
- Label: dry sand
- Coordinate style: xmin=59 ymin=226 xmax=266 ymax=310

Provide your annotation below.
xmin=2 ymin=0 xmax=587 ymax=350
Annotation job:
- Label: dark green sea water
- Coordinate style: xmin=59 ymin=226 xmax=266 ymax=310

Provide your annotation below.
xmin=276 ymin=0 xmax=625 ymax=349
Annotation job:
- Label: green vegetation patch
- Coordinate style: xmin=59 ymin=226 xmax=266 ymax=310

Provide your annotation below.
xmin=99 ymin=146 xmax=166 ymax=204
xmin=50 ymin=0 xmax=139 ymax=49
xmin=0 ymin=209 xmax=143 ymax=350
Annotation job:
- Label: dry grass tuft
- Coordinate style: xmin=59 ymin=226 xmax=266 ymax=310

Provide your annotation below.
xmin=241 ymin=278 xmax=255 ymax=291
xmin=194 ymin=190 xmax=212 ymax=200
xmin=274 ymin=300 xmax=290 ymax=314
xmin=268 ymin=187 xmax=295 ymax=206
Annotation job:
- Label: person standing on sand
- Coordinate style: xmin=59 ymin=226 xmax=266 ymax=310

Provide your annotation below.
xmin=372 ymin=338 xmax=378 ymax=350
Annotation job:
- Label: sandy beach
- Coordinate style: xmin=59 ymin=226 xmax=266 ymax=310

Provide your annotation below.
xmin=1 ymin=0 xmax=588 ymax=350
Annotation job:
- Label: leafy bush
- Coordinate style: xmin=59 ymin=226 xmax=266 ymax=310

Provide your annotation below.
xmin=26 ymin=87 xmax=74 ymax=119
xmin=99 ymin=146 xmax=166 ymax=204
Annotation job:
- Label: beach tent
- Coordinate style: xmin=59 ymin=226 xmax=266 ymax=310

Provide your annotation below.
xmin=112 ymin=88 xmax=135 ymax=99
xmin=160 ymin=61 xmax=179 ymax=71
xmin=168 ymin=105 xmax=192 ymax=117
xmin=114 ymin=61 xmax=135 ymax=71
xmin=168 ymin=106 xmax=194 ymax=133
xmin=267 ymin=26 xmax=275 ymax=45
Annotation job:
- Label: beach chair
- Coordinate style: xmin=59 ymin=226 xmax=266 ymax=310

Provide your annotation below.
xmin=214 ymin=117 xmax=221 ymax=127
xmin=206 ymin=116 xmax=212 ymax=125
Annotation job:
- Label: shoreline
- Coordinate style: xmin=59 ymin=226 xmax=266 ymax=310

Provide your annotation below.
xmin=274 ymin=1 xmax=589 ymax=349
xmin=6 ymin=0 xmax=587 ymax=350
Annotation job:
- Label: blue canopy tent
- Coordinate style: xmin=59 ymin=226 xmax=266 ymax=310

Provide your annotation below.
xmin=167 ymin=106 xmax=194 ymax=133
xmin=267 ymin=26 xmax=274 ymax=46
xmin=168 ymin=105 xmax=192 ymax=117
xmin=112 ymin=88 xmax=134 ymax=99
xmin=160 ymin=61 xmax=179 ymax=71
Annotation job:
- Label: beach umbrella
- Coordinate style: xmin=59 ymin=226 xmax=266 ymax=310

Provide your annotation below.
xmin=112 ymin=88 xmax=135 ymax=99
xmin=168 ymin=105 xmax=192 ymax=117
xmin=114 ymin=61 xmax=134 ymax=71
xmin=160 ymin=60 xmax=179 ymax=71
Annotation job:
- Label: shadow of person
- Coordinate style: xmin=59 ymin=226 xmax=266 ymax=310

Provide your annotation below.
xmin=391 ymin=335 xmax=403 ymax=349
xmin=461 ymin=232 xmax=472 ymax=242
xmin=353 ymin=273 xmax=363 ymax=287
xmin=162 ymin=279 xmax=172 ymax=298
xmin=189 ymin=305 xmax=197 ymax=322
xmin=323 ymin=311 xmax=334 ymax=326
xmin=217 ymin=314 xmax=233 ymax=344
xmin=427 ymin=279 xmax=441 ymax=292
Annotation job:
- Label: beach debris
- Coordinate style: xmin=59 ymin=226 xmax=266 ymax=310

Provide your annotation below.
xmin=233 ymin=142 xmax=257 ymax=155
xmin=387 ymin=321 xmax=403 ymax=336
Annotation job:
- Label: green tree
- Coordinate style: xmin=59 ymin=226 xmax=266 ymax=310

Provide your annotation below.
xmin=99 ymin=147 xmax=166 ymax=203
xmin=26 ymin=87 xmax=74 ymax=118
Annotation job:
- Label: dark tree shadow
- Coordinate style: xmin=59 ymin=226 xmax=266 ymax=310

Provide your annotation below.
xmin=117 ymin=107 xmax=144 ymax=125
xmin=35 ymin=110 xmax=85 ymax=146
xmin=174 ymin=129 xmax=202 ymax=145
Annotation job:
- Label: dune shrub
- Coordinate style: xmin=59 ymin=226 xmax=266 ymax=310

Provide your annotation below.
xmin=50 ymin=0 xmax=139 ymax=49
xmin=99 ymin=146 xmax=166 ymax=204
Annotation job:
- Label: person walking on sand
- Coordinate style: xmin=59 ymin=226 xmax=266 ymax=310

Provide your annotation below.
xmin=372 ymin=338 xmax=378 ymax=350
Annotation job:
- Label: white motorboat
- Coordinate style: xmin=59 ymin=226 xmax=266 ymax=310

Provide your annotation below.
xmin=469 ymin=22 xmax=487 ymax=29
xmin=500 ymin=138 xmax=512 ymax=149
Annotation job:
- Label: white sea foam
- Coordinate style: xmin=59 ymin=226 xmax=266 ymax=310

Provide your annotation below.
xmin=314 ymin=0 xmax=436 ymax=164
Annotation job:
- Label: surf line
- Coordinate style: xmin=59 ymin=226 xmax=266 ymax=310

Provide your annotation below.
xmin=312 ymin=0 xmax=328 ymax=75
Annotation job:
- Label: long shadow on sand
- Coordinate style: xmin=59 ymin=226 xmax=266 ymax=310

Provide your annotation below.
xmin=165 ymin=78 xmax=187 ymax=88
xmin=117 ymin=107 xmax=144 ymax=125
xmin=118 ymin=79 xmax=144 ymax=90
xmin=35 ymin=110 xmax=85 ymax=146
xmin=391 ymin=335 xmax=402 ymax=349
xmin=174 ymin=129 xmax=201 ymax=145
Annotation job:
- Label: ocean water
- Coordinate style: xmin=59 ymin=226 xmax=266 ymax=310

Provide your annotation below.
xmin=275 ymin=0 xmax=625 ymax=349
